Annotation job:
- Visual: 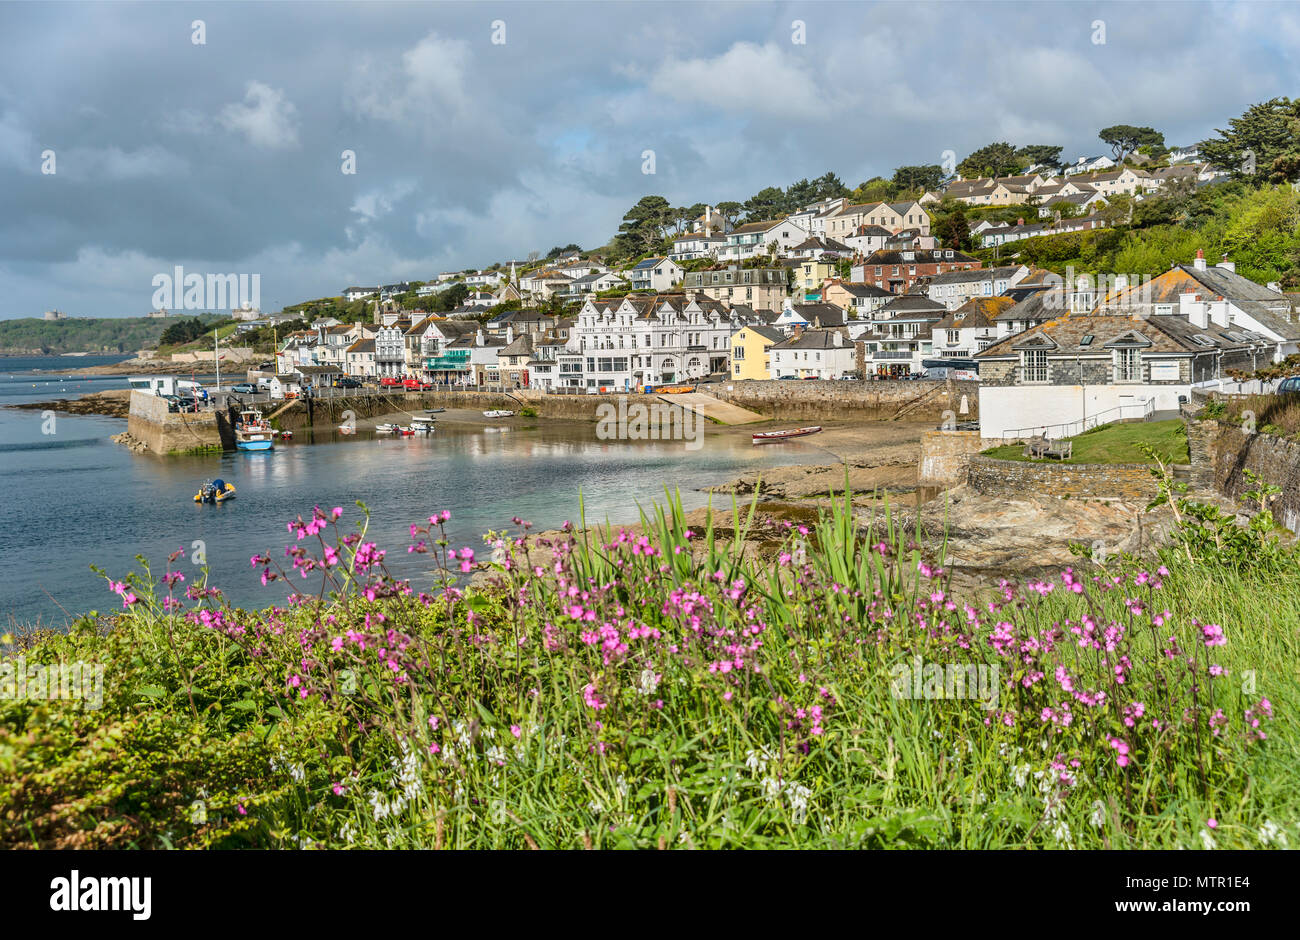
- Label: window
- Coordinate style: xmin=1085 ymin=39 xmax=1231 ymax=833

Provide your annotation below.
xmin=1079 ymin=335 xmax=1094 ymax=347
xmin=1021 ymin=348 xmax=1049 ymax=382
xmin=1114 ymin=347 xmax=1141 ymax=382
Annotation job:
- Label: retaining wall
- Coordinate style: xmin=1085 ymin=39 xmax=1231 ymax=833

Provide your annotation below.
xmin=918 ymin=430 xmax=985 ymax=486
xmin=967 ymin=455 xmax=1162 ymax=500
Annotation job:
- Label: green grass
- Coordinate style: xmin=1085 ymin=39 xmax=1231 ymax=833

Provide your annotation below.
xmin=982 ymin=419 xmax=1190 ymax=465
xmin=0 ymin=486 xmax=1294 ymax=850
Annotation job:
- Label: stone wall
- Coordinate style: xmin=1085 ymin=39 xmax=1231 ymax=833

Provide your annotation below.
xmin=126 ymin=390 xmax=223 ymax=455
xmin=967 ymin=455 xmax=1161 ymax=500
xmin=1205 ymin=422 xmax=1300 ymax=533
xmin=708 ymin=379 xmax=979 ymax=422
xmin=918 ymin=430 xmax=985 ymax=486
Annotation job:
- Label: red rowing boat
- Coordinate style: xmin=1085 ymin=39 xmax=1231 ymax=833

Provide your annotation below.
xmin=752 ymin=426 xmax=822 ymax=444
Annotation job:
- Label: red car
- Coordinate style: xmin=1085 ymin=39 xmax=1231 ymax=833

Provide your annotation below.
xmin=380 ymin=377 xmax=403 ymax=387
xmin=402 ymin=378 xmax=434 ymax=391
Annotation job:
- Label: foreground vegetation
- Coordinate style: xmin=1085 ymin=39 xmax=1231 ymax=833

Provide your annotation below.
xmin=0 ymin=485 xmax=1295 ymax=849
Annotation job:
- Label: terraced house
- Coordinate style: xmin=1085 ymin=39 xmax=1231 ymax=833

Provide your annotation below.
xmin=683 ymin=265 xmax=789 ymax=312
xmin=824 ymin=200 xmax=931 ymax=240
xmin=975 ymin=306 xmax=1274 ymax=440
xmin=572 ymin=294 xmax=767 ymax=389
xmin=852 ymin=248 xmax=982 ymax=294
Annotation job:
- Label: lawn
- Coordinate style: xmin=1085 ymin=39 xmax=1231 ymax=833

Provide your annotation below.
xmin=981 ymin=418 xmax=1189 ymax=465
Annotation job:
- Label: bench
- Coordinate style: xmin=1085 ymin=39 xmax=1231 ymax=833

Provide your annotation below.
xmin=1022 ymin=436 xmax=1072 ymax=460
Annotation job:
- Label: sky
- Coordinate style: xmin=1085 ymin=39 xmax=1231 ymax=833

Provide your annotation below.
xmin=1 ymin=0 xmax=1297 ymax=319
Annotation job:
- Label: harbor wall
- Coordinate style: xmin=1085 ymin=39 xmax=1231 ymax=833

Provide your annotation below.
xmin=126 ymin=391 xmax=224 ymax=456
xmin=708 ymin=379 xmax=979 ymax=423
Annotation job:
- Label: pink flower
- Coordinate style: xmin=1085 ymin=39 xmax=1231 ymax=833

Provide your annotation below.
xmin=510 ymin=724 xmax=522 ymax=738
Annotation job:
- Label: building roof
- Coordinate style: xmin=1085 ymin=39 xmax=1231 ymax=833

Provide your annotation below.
xmin=878 ymin=294 xmax=947 ymax=315
xmin=935 ymin=296 xmax=1016 ymax=329
xmin=790 ymin=303 xmax=847 ymax=327
xmin=734 ymin=323 xmax=785 ymax=343
xmin=976 ymin=309 xmax=1265 ymax=359
xmin=771 ymin=328 xmax=851 ymax=350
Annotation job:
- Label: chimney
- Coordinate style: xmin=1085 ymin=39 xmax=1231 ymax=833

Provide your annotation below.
xmin=832 ymin=330 xmax=843 ymax=347
xmin=1209 ymin=297 xmax=1230 ymax=328
xmin=792 ymin=323 xmax=804 ymax=338
xmin=1194 ymin=248 xmax=1207 ymax=272
xmin=1181 ymin=290 xmax=1208 ymax=329
xmin=1217 ymin=254 xmax=1236 ymax=274
xmin=1017 ymin=217 xmax=1025 ymax=227
xmin=476 ymin=328 xmax=485 ymax=346
xmin=506 ymin=324 xmax=515 ymax=343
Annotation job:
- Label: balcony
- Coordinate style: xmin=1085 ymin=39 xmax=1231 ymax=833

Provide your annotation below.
xmin=873 ymin=351 xmax=912 ymax=360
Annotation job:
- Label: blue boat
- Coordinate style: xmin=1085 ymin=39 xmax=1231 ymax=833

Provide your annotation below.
xmin=234 ymin=410 xmax=275 ymax=451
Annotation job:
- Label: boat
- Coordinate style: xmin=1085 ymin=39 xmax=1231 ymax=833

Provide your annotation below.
xmin=424 ymin=408 xmax=445 ymax=414
xmin=410 ymin=417 xmax=437 ymax=433
xmin=194 ymin=479 xmax=236 ymax=504
xmin=657 ymin=384 xmax=696 ymax=394
xmin=278 ymin=430 xmax=293 ymax=440
xmin=483 ymin=409 xmax=514 ymax=418
xmin=375 ymin=423 xmax=400 ymax=433
xmin=337 ymin=425 xmax=356 ymax=435
xmin=752 ymin=426 xmax=823 ymax=444
xmin=234 ymin=410 xmax=275 ymax=451
xmin=399 ymin=427 xmax=415 ymax=436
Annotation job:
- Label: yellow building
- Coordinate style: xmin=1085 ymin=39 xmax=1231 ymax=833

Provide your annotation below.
xmin=730 ymin=324 xmax=785 ymax=380
xmin=794 ymin=258 xmax=840 ymax=301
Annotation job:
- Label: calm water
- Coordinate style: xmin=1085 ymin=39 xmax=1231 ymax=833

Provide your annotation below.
xmin=0 ymin=357 xmax=814 ymax=625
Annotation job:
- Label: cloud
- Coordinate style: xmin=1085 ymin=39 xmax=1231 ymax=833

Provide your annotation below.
xmin=648 ymin=42 xmax=836 ymax=117
xmin=345 ymin=31 xmax=474 ymax=125
xmin=218 ymin=81 xmax=300 ymax=150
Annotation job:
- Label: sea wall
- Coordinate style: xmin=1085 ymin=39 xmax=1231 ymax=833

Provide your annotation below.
xmin=709 ymin=379 xmax=979 ymax=423
xmin=126 ymin=391 xmax=224 ymax=456
xmin=967 ymin=455 xmax=1162 ymax=500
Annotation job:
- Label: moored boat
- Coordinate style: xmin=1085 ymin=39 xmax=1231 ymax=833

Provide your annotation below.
xmin=483 ymin=409 xmax=514 ymax=418
xmin=375 ymin=423 xmax=399 ymax=433
xmin=194 ymin=479 xmax=236 ymax=503
xmin=234 ymin=410 xmax=274 ymax=451
xmin=410 ymin=417 xmax=437 ymax=433
xmin=752 ymin=425 xmax=822 ymax=444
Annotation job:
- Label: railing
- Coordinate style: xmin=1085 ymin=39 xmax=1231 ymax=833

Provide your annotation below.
xmin=1000 ymin=398 xmax=1156 ymax=443
xmin=873 ymin=351 xmax=912 ymax=360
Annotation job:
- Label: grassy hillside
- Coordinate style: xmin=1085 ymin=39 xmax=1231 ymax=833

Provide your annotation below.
xmin=0 ymin=314 xmax=224 ymax=356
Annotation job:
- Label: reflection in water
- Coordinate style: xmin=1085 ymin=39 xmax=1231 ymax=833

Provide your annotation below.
xmin=0 ymin=390 xmax=816 ymax=624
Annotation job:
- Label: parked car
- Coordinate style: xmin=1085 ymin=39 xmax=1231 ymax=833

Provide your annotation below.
xmin=1278 ymin=376 xmax=1300 ymax=394
xmin=402 ymin=378 xmax=434 ymax=391
xmin=380 ymin=377 xmax=403 ymax=387
xmin=230 ymin=383 xmax=257 ymax=394
xmin=336 ymin=377 xmax=362 ymax=389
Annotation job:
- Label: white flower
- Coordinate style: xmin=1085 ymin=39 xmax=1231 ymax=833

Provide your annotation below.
xmin=1199 ymin=828 xmax=1217 ymax=850
xmin=1089 ymin=800 xmax=1106 ymax=828
xmin=1259 ymin=820 xmax=1287 ymax=847
xmin=637 ymin=668 xmax=661 ymax=696
xmin=1012 ymin=764 xmax=1031 ymax=789
xmin=784 ymin=782 xmax=812 ymax=824
xmin=1051 ymin=820 xmax=1073 ymax=847
xmin=338 ymin=821 xmax=357 ymax=844
xmin=745 ymin=747 xmax=770 ymax=775
xmin=485 ymin=745 xmax=506 ymax=765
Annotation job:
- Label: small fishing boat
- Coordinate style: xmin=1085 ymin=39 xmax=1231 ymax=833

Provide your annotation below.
xmin=278 ymin=430 xmax=293 ymax=440
xmin=752 ymin=426 xmax=823 ymax=444
xmin=337 ymin=425 xmax=356 ymax=435
xmin=194 ymin=479 xmax=236 ymax=504
xmin=399 ymin=426 xmax=415 ymax=436
xmin=375 ymin=423 xmax=400 ymax=433
xmin=410 ymin=417 xmax=437 ymax=433
xmin=483 ymin=409 xmax=514 ymax=418
xmin=234 ymin=410 xmax=274 ymax=451
xmin=657 ymin=384 xmax=696 ymax=394
xmin=424 ymin=408 xmax=445 ymax=414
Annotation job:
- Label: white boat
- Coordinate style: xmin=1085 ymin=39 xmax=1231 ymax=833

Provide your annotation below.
xmin=410 ymin=417 xmax=437 ymax=433
xmin=483 ymin=409 xmax=514 ymax=418
xmin=375 ymin=423 xmax=400 ymax=433
xmin=234 ymin=410 xmax=274 ymax=451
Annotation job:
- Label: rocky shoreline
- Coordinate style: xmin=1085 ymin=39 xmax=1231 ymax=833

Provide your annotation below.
xmin=7 ymin=388 xmax=133 ymax=418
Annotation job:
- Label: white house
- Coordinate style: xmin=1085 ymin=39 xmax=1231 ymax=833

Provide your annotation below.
xmin=768 ymin=329 xmax=857 ymax=380
xmin=627 ymin=256 xmax=683 ymax=292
